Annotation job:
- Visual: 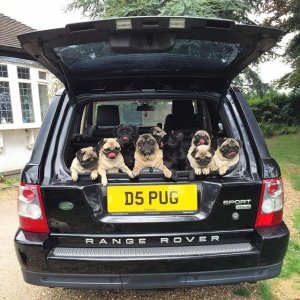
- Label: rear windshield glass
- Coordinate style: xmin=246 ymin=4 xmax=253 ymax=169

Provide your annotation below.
xmin=92 ymin=101 xmax=172 ymax=127
xmin=54 ymin=39 xmax=241 ymax=74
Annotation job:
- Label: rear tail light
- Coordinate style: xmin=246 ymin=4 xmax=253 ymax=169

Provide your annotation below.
xmin=18 ymin=183 xmax=49 ymax=233
xmin=255 ymin=177 xmax=284 ymax=227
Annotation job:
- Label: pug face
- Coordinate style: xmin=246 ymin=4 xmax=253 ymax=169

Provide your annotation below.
xmin=99 ymin=138 xmax=121 ymax=160
xmin=149 ymin=126 xmax=167 ymax=147
xmin=75 ymin=147 xmax=98 ymax=169
xmin=192 ymin=130 xmax=211 ymax=146
xmin=218 ymin=138 xmax=242 ymax=159
xmin=136 ymin=134 xmax=158 ymax=156
xmin=115 ymin=124 xmax=138 ymax=147
xmin=150 ymin=126 xmax=167 ymax=139
xmin=191 ymin=145 xmax=214 ymax=166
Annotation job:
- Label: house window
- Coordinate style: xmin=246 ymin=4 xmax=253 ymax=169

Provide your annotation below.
xmin=38 ymin=84 xmax=49 ymax=120
xmin=19 ymin=83 xmax=34 ymax=123
xmin=0 ymin=81 xmax=13 ymax=123
xmin=0 ymin=65 xmax=8 ymax=78
xmin=38 ymin=71 xmax=47 ymax=80
xmin=17 ymin=67 xmax=30 ymax=80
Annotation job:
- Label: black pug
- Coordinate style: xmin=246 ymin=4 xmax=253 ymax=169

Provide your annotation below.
xmin=114 ymin=124 xmax=139 ymax=169
xmin=162 ymin=130 xmax=187 ymax=173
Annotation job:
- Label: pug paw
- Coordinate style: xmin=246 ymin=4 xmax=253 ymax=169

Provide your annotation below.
xmin=90 ymin=170 xmax=98 ymax=180
xmin=128 ymin=171 xmax=134 ymax=178
xmin=194 ymin=168 xmax=202 ymax=175
xmin=164 ymin=169 xmax=172 ymax=178
xmin=219 ymin=166 xmax=228 ymax=175
xmin=101 ymin=178 xmax=108 ymax=186
xmin=71 ymin=172 xmax=78 ymax=182
xmin=202 ymin=168 xmax=210 ymax=175
xmin=132 ymin=170 xmax=139 ymax=177
xmin=210 ymin=165 xmax=218 ymax=171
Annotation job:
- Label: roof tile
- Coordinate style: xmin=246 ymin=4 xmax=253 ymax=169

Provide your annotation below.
xmin=0 ymin=13 xmax=36 ymax=49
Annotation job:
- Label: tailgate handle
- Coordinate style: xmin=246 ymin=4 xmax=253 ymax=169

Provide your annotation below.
xmin=142 ymin=20 xmax=159 ymax=27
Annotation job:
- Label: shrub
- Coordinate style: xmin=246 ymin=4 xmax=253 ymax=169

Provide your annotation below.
xmin=247 ymin=90 xmax=300 ymax=126
xmin=258 ymin=121 xmax=298 ymax=137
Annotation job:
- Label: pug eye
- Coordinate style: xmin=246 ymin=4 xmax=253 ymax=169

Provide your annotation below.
xmin=115 ymin=147 xmax=120 ymax=151
xmin=150 ymin=140 xmax=155 ymax=145
xmin=138 ymin=141 xmax=143 ymax=146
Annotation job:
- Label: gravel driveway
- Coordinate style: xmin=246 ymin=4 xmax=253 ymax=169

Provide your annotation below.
xmin=1 ymin=186 xmax=292 ymax=300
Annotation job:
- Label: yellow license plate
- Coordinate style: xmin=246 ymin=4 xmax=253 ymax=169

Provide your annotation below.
xmin=107 ymin=184 xmax=198 ymax=213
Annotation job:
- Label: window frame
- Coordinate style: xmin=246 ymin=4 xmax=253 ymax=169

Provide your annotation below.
xmin=17 ymin=66 xmax=31 ymax=80
xmin=19 ymin=82 xmax=35 ymax=123
xmin=0 ymin=64 xmax=8 ymax=78
xmin=0 ymin=80 xmax=13 ymax=124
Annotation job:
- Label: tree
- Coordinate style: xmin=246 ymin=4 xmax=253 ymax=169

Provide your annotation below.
xmin=233 ymin=67 xmax=270 ymax=97
xmin=65 ymin=0 xmax=281 ymax=95
xmin=48 ymin=76 xmax=64 ymax=100
xmin=250 ymin=0 xmax=300 ymax=91
xmin=67 ymin=0 xmax=252 ymax=22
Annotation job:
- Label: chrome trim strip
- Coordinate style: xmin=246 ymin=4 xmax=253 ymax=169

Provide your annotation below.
xmin=51 ymin=243 xmax=253 ymax=261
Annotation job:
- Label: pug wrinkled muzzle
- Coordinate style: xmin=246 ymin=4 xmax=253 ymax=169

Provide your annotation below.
xmin=138 ymin=140 xmax=156 ymax=156
xmin=220 ymin=145 xmax=239 ymax=159
xmin=103 ymin=147 xmax=121 ymax=159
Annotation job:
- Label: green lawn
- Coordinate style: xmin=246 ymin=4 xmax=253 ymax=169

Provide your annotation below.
xmin=266 ymin=133 xmax=300 ymax=299
xmin=266 ymin=132 xmax=300 ymax=191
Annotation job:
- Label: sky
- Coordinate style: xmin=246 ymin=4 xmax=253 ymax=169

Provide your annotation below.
xmin=0 ymin=0 xmax=292 ymax=85
xmin=0 ymin=0 xmax=89 ymax=30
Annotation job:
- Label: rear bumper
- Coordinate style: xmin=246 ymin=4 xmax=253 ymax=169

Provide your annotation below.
xmin=15 ymin=222 xmax=289 ymax=289
xmin=22 ymin=263 xmax=282 ymax=289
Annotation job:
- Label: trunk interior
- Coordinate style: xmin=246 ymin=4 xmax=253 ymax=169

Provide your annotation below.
xmin=42 ymin=92 xmax=262 ymax=241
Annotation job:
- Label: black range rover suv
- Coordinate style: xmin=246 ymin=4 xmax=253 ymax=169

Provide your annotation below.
xmin=15 ymin=17 xmax=289 ymax=289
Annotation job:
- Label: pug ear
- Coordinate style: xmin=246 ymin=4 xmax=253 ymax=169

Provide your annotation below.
xmin=113 ymin=124 xmax=123 ymax=136
xmin=98 ymin=138 xmax=106 ymax=149
xmin=75 ymin=149 xmax=83 ymax=160
xmin=116 ymin=137 xmax=123 ymax=145
xmin=191 ymin=148 xmax=197 ymax=158
xmin=217 ymin=138 xmax=227 ymax=146
xmin=208 ymin=131 xmax=213 ymax=139
xmin=236 ymin=139 xmax=243 ymax=148
xmin=151 ymin=134 xmax=159 ymax=143
xmin=191 ymin=131 xmax=197 ymax=138
xmin=92 ymin=146 xmax=99 ymax=154
xmin=209 ymin=147 xmax=215 ymax=156
xmin=114 ymin=138 xmax=120 ymax=145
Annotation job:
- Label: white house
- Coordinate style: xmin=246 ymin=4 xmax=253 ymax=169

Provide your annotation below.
xmin=0 ymin=13 xmax=49 ymax=175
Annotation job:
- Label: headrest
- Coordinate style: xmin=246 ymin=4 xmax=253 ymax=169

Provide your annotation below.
xmin=172 ymin=100 xmax=194 ymax=116
xmin=96 ymin=105 xmax=120 ymax=126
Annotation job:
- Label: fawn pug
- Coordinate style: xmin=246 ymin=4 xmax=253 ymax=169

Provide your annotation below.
xmin=214 ymin=138 xmax=242 ymax=175
xmin=132 ymin=133 xmax=172 ymax=178
xmin=70 ymin=147 xmax=99 ymax=182
xmin=97 ymin=138 xmax=134 ymax=186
